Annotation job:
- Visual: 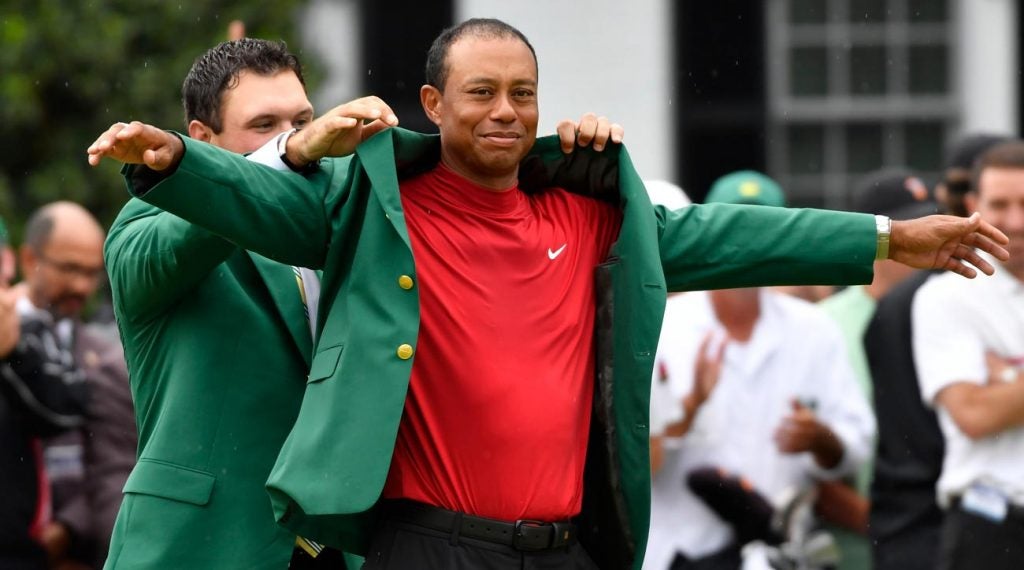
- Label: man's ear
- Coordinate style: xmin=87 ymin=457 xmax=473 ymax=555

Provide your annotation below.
xmin=420 ymin=85 xmax=443 ymax=127
xmin=964 ymin=191 xmax=979 ymax=215
xmin=188 ymin=120 xmax=215 ymax=142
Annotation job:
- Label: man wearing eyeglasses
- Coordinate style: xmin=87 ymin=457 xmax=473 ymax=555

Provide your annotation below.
xmin=16 ymin=201 xmax=137 ymax=569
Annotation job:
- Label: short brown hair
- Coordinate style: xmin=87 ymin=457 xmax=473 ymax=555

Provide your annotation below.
xmin=971 ymin=140 xmax=1024 ymax=195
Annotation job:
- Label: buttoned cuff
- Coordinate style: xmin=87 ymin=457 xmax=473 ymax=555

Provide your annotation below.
xmin=246 ymin=131 xmax=292 ymax=171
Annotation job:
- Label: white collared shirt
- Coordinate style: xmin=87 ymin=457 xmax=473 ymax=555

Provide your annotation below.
xmin=912 ymin=261 xmax=1024 ymax=506
xmin=644 ymin=290 xmax=875 ymax=568
xmin=248 ymin=132 xmax=321 ymax=340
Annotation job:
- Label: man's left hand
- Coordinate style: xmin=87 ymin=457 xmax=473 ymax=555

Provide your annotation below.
xmin=890 ymin=212 xmax=1009 ymax=278
xmin=556 ymin=113 xmax=623 ymax=154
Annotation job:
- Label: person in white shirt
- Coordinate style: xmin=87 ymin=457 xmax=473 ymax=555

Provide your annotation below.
xmin=646 ymin=171 xmax=875 ymax=570
xmin=912 ymin=140 xmax=1024 ymax=570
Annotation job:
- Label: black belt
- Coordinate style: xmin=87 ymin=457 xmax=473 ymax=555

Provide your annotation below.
xmin=382 ymin=500 xmax=578 ymax=552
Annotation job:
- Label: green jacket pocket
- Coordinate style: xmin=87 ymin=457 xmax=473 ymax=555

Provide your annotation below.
xmin=122 ymin=459 xmax=215 ymax=506
xmin=308 ymin=344 xmax=343 ymax=384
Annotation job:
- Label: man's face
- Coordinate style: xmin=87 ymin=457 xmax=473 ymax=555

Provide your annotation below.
xmin=421 ymin=36 xmax=539 ymax=189
xmin=23 ymin=225 xmax=105 ymax=319
xmin=973 ymin=167 xmax=1024 ymax=278
xmin=192 ymin=69 xmax=313 ymax=154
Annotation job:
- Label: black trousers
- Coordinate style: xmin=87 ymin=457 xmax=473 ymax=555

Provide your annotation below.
xmin=361 ymin=518 xmax=599 ymax=570
xmin=937 ymin=506 xmax=1024 ymax=570
xmin=290 ymin=545 xmax=349 ymax=569
xmin=872 ymin=521 xmax=941 ymax=570
xmin=668 ymin=543 xmax=742 ymax=570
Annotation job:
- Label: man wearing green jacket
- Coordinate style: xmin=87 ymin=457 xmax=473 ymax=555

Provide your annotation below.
xmin=89 ymin=18 xmax=1007 ymax=570
xmin=101 ymin=38 xmax=348 ymax=570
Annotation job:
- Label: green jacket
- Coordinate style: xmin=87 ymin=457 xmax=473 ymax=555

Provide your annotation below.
xmin=103 ymin=200 xmax=316 ymax=569
xmin=129 ymin=128 xmax=876 ymax=568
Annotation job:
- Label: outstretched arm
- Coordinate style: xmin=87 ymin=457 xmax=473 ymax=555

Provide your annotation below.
xmin=86 ymin=96 xmax=399 ymax=170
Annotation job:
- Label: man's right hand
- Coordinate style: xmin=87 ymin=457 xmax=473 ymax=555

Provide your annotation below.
xmin=86 ymin=121 xmax=184 ymax=170
xmin=285 ymin=96 xmax=399 ymax=167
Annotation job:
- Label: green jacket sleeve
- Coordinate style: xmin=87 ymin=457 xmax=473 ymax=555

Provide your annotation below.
xmin=656 ymin=202 xmax=877 ymax=291
xmin=125 ymin=135 xmax=347 ymax=269
xmin=105 ymin=199 xmax=237 ymax=323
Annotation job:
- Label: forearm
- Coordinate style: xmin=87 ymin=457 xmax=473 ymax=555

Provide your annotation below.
xmin=809 ymin=425 xmax=845 ymax=470
xmin=662 ymin=393 xmax=701 ymax=438
xmin=942 ymin=380 xmax=1024 ymax=439
xmin=125 ymin=134 xmax=335 ymax=268
xmin=815 ymin=481 xmax=869 ymax=534
xmin=658 ymin=204 xmax=876 ymax=292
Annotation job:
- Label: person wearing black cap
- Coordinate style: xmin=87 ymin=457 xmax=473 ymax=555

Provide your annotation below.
xmin=818 ymin=169 xmax=939 ymax=569
xmin=935 ymin=134 xmax=1010 ymax=217
xmin=863 ymin=135 xmax=1010 ymax=570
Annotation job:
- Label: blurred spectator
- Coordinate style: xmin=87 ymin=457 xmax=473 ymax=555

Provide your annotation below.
xmin=865 ymin=133 xmax=1009 ymax=570
xmin=935 ymin=134 xmax=1011 ymax=217
xmin=817 ymin=169 xmax=937 ymax=569
xmin=644 ymin=179 xmax=692 ymax=210
xmin=912 ymin=140 xmax=1024 ymax=570
xmin=0 ymin=210 xmax=91 ymax=570
xmin=17 ymin=202 xmax=135 ymax=569
xmin=645 ymin=172 xmax=875 ymax=570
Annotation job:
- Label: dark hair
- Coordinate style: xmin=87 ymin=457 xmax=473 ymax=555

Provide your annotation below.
xmin=182 ymin=38 xmax=304 ymax=133
xmin=970 ymin=140 xmax=1024 ymax=194
xmin=23 ymin=207 xmax=56 ymax=252
xmin=424 ymin=18 xmax=537 ymax=92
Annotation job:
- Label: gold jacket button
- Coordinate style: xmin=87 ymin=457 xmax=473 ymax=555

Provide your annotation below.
xmin=398 ymin=275 xmax=414 ymax=290
xmin=396 ymin=344 xmax=414 ymax=360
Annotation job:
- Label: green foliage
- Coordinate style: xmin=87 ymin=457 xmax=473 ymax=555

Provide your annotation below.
xmin=0 ymin=0 xmax=315 ymax=242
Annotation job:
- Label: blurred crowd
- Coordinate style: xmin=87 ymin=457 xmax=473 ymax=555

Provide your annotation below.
xmin=0 ymin=202 xmax=136 ymax=570
xmin=646 ymin=133 xmax=1024 ymax=570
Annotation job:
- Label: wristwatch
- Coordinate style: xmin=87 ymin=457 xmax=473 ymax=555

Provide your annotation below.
xmin=277 ymin=128 xmax=319 ymax=174
xmin=875 ymin=214 xmax=891 ymax=260
xmin=1000 ymin=366 xmax=1020 ymax=383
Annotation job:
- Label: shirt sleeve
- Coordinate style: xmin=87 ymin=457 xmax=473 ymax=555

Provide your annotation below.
xmin=912 ymin=277 xmax=986 ymax=406
xmin=245 ymin=131 xmax=292 ymax=171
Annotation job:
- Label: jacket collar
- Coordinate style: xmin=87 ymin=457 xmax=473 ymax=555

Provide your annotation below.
xmin=247 ymin=252 xmax=314 ymax=368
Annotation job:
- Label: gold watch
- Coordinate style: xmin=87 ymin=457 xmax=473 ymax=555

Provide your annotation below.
xmin=875 ymin=214 xmax=891 ymax=260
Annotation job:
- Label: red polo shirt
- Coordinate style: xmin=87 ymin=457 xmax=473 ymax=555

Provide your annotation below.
xmin=381 ymin=164 xmax=622 ymax=522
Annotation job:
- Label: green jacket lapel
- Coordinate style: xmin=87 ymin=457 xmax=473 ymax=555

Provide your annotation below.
xmin=356 ymin=130 xmax=411 ymax=249
xmin=248 ymin=252 xmax=313 ymax=368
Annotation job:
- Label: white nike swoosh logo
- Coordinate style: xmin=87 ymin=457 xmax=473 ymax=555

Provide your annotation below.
xmin=548 ymin=244 xmax=567 ymax=260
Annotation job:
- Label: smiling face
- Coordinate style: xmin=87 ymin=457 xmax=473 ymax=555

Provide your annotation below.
xmin=420 ymin=35 xmax=539 ymax=190
xmin=970 ymin=167 xmax=1024 ymax=280
xmin=189 ymin=69 xmax=313 ymax=154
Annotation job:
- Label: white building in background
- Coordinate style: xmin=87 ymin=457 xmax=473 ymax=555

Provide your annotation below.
xmin=302 ymin=0 xmax=1019 ymax=207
